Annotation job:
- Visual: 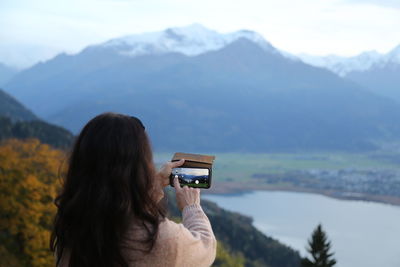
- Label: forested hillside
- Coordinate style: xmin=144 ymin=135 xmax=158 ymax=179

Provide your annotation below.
xmin=0 ymin=139 xmax=64 ymax=267
xmin=0 ymin=89 xmax=74 ymax=148
xmin=0 ymin=89 xmax=36 ymax=121
xmin=0 ymin=116 xmax=74 ymax=149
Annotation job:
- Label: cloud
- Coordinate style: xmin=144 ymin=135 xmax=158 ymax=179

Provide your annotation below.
xmin=343 ymin=0 xmax=400 ymax=9
xmin=0 ymin=0 xmax=399 ymax=67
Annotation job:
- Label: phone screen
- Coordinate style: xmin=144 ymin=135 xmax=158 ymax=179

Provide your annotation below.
xmin=170 ymin=167 xmax=211 ymax=188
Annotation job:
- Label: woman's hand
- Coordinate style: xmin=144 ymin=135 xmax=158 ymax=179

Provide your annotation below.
xmin=173 ymin=177 xmax=200 ymax=211
xmin=156 ymin=159 xmax=185 ymax=187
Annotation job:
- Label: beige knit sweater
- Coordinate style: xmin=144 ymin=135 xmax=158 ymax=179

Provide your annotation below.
xmin=59 ymin=203 xmax=217 ymax=267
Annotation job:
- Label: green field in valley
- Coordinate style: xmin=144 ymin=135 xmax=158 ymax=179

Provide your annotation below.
xmin=155 ymin=151 xmax=400 ymax=183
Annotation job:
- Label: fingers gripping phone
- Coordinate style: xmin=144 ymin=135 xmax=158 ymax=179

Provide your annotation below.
xmin=169 ymin=153 xmax=215 ymax=189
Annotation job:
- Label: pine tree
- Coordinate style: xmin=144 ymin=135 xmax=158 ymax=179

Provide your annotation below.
xmin=301 ymin=224 xmax=337 ymax=267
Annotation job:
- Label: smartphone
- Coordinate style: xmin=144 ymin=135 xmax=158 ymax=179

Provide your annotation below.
xmin=170 ymin=167 xmax=212 ymax=189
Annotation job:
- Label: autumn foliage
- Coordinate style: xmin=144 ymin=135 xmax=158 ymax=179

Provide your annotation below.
xmin=0 ymin=138 xmax=66 ymax=267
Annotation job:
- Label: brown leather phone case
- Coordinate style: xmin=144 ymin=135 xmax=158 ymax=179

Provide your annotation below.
xmin=171 ymin=152 xmax=215 ymax=168
xmin=170 ymin=152 xmax=215 ymax=188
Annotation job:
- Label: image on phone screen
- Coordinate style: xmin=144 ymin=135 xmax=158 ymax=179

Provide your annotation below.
xmin=171 ymin=167 xmax=210 ymax=188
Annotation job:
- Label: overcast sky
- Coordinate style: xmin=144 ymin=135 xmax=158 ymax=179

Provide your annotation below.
xmin=1 ymin=0 xmax=399 ymax=68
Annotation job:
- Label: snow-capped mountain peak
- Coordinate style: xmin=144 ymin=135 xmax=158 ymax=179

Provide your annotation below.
xmin=100 ymin=23 xmax=276 ymax=57
xmin=387 ymin=44 xmax=400 ymax=63
xmin=297 ymin=41 xmax=400 ymax=76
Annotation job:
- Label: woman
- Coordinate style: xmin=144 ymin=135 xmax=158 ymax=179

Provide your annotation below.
xmin=50 ymin=112 xmax=217 ymax=267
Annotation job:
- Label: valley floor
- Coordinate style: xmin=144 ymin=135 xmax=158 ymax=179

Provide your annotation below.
xmin=156 ymin=151 xmax=400 ymax=206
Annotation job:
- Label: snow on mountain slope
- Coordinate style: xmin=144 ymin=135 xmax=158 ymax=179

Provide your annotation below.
xmin=297 ymin=51 xmax=382 ymax=76
xmin=98 ymin=23 xmax=278 ymax=57
xmin=297 ymin=45 xmax=400 ymax=76
xmin=387 ymin=44 xmax=400 ymax=63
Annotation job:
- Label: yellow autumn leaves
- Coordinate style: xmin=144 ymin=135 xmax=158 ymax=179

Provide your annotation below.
xmin=0 ymin=139 xmax=66 ymax=267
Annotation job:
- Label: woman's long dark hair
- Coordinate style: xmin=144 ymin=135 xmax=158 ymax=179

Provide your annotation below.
xmin=50 ymin=112 xmax=165 ymax=267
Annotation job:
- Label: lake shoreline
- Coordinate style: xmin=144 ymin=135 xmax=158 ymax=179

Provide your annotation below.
xmin=203 ymin=188 xmax=400 ymax=267
xmin=203 ymin=182 xmax=400 ymax=207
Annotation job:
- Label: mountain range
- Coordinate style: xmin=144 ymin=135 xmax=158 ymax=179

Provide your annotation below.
xmin=0 ymin=63 xmax=19 ymax=87
xmin=3 ymin=24 xmax=400 ymax=152
xmin=298 ymin=46 xmax=400 ymax=102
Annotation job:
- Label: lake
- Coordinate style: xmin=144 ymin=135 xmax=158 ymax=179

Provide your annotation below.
xmin=203 ymin=191 xmax=400 ymax=267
